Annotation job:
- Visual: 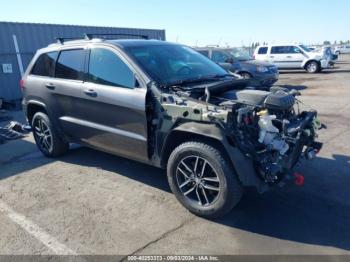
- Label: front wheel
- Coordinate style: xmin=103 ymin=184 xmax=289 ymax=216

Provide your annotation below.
xmin=167 ymin=141 xmax=243 ymax=218
xmin=305 ymin=61 xmax=320 ymax=73
xmin=239 ymin=72 xmax=252 ymax=79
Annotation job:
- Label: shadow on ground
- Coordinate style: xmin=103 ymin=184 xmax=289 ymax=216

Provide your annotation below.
xmin=279 ymin=68 xmax=350 ymax=75
xmin=1 ymin=141 xmax=350 ymax=251
xmin=322 ymin=69 xmax=350 ymax=74
xmin=277 ymin=84 xmax=308 ymax=91
xmin=216 ymin=154 xmax=350 ymax=251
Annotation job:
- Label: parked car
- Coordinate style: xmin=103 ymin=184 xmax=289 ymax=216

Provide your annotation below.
xmin=334 ymin=45 xmax=350 ymax=54
xmin=195 ymin=47 xmax=278 ymax=89
xmin=254 ymin=44 xmax=333 ymax=73
xmin=22 ymin=36 xmax=323 ymax=218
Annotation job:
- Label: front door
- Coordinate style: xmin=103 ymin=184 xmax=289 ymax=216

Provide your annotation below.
xmin=286 ymin=46 xmax=305 ymax=68
xmin=76 ymin=46 xmax=148 ymax=162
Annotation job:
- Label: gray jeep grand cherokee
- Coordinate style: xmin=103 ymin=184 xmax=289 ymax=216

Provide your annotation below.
xmin=22 ymin=35 xmax=323 ymax=218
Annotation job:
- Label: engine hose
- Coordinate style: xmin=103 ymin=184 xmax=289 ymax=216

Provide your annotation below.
xmin=287 ymin=111 xmax=316 ymax=134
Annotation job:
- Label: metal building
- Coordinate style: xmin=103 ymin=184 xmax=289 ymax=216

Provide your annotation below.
xmin=0 ymin=21 xmax=166 ymax=107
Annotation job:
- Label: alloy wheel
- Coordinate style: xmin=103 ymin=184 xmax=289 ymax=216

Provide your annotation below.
xmin=34 ymin=119 xmax=53 ymax=153
xmin=307 ymin=62 xmax=317 ymax=73
xmin=176 ymin=155 xmax=221 ymax=206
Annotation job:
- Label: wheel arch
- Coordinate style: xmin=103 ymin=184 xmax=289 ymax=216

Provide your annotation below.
xmin=303 ymin=59 xmax=320 ymax=69
xmin=26 ymin=100 xmax=48 ymax=124
xmin=160 ymin=122 xmax=265 ymax=190
xmin=236 ymin=70 xmax=253 ymax=78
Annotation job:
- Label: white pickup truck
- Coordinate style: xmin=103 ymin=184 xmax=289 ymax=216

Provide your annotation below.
xmin=253 ymin=44 xmax=332 ymax=73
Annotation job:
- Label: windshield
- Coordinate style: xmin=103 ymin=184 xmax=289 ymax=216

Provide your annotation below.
xmin=125 ymin=44 xmax=228 ymax=85
xmin=299 ymin=45 xmax=312 ymax=52
xmin=226 ymin=48 xmax=252 ymax=61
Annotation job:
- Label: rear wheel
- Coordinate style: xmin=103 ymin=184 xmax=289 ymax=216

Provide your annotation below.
xmin=32 ymin=112 xmax=69 ymax=157
xmin=305 ymin=61 xmax=320 ymax=73
xmin=167 ymin=141 xmax=243 ymax=218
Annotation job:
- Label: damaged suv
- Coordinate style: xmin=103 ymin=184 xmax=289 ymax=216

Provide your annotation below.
xmin=22 ymin=36 xmax=323 ymax=218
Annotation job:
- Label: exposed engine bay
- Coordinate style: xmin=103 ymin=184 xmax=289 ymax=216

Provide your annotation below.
xmin=151 ymin=79 xmax=323 ymax=185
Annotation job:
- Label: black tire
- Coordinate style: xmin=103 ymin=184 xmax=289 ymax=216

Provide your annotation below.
xmin=32 ymin=112 xmax=69 ymax=157
xmin=167 ymin=141 xmax=243 ymax=218
xmin=305 ymin=61 xmax=320 ymax=73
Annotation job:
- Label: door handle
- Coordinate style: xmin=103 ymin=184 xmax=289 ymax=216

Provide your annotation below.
xmin=286 ymin=56 xmax=292 ymax=58
xmin=45 ymin=83 xmax=55 ymax=90
xmin=83 ymin=89 xmax=97 ymax=97
xmin=270 ymin=56 xmax=274 ymax=58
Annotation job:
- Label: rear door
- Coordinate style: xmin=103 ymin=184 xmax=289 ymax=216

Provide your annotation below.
xmin=76 ymin=46 xmax=148 ymax=162
xmin=269 ymin=46 xmax=301 ymax=68
xmin=49 ymin=48 xmax=87 ymax=140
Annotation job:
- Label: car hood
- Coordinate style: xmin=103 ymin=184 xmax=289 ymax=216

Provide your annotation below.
xmin=307 ymin=50 xmax=329 ymax=59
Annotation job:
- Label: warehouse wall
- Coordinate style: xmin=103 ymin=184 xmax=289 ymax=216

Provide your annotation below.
xmin=0 ymin=21 xmax=166 ymax=104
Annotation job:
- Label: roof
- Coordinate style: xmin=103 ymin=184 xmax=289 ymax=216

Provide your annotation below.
xmin=107 ymin=39 xmax=176 ymax=48
xmin=45 ymin=39 xmax=176 ymax=51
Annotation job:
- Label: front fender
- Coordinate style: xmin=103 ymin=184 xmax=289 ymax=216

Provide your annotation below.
xmin=163 ymin=122 xmax=266 ymax=191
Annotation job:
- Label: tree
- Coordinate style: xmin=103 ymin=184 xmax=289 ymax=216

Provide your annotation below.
xmin=323 ymin=40 xmax=331 ymax=45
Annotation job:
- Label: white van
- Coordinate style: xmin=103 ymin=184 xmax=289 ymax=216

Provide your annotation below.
xmin=334 ymin=45 xmax=350 ymax=54
xmin=253 ymin=44 xmax=332 ymax=73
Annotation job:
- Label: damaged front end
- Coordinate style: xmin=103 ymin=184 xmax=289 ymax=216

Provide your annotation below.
xmin=150 ymin=79 xmax=324 ymax=191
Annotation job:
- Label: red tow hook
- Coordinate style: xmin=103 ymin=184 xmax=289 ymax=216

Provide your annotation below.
xmin=294 ymin=173 xmax=304 ymax=186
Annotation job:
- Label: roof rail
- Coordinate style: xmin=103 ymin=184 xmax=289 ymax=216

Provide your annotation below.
xmin=84 ymin=33 xmax=149 ymax=40
xmin=55 ymin=37 xmax=83 ymax=44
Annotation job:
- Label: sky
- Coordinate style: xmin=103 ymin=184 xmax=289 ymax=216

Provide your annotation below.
xmin=0 ymin=0 xmax=349 ymax=47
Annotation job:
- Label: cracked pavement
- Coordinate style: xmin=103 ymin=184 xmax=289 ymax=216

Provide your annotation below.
xmin=0 ymin=55 xmax=350 ymax=257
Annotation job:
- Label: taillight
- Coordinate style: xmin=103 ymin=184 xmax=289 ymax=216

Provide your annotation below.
xmin=252 ymin=54 xmax=255 ymax=60
xmin=19 ymin=79 xmax=25 ymax=90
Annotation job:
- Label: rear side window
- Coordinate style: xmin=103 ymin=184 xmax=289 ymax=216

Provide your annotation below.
xmin=271 ymin=46 xmax=300 ymax=54
xmin=271 ymin=46 xmax=287 ymax=54
xmin=31 ymin=52 xmax=58 ymax=77
xmin=197 ymin=50 xmax=209 ymax=57
xmin=88 ymin=48 xmax=135 ymax=88
xmin=257 ymin=47 xmax=268 ymax=54
xmin=55 ymin=49 xmax=85 ymax=80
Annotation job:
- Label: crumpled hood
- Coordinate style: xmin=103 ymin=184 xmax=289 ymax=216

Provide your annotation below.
xmin=307 ymin=50 xmax=329 ymax=60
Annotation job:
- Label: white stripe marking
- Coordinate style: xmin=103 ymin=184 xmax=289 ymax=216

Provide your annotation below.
xmin=12 ymin=34 xmax=25 ymax=77
xmin=0 ymin=200 xmax=76 ymax=255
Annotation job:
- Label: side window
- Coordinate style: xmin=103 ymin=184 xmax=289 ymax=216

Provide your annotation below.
xmin=31 ymin=52 xmax=58 ymax=77
xmin=212 ymin=50 xmax=229 ymax=63
xmin=290 ymin=46 xmax=302 ymax=54
xmin=88 ymin=48 xmax=135 ymax=88
xmin=197 ymin=50 xmax=209 ymax=57
xmin=258 ymin=47 xmax=268 ymax=54
xmin=55 ymin=49 xmax=85 ymax=80
xmin=271 ymin=46 xmax=292 ymax=54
